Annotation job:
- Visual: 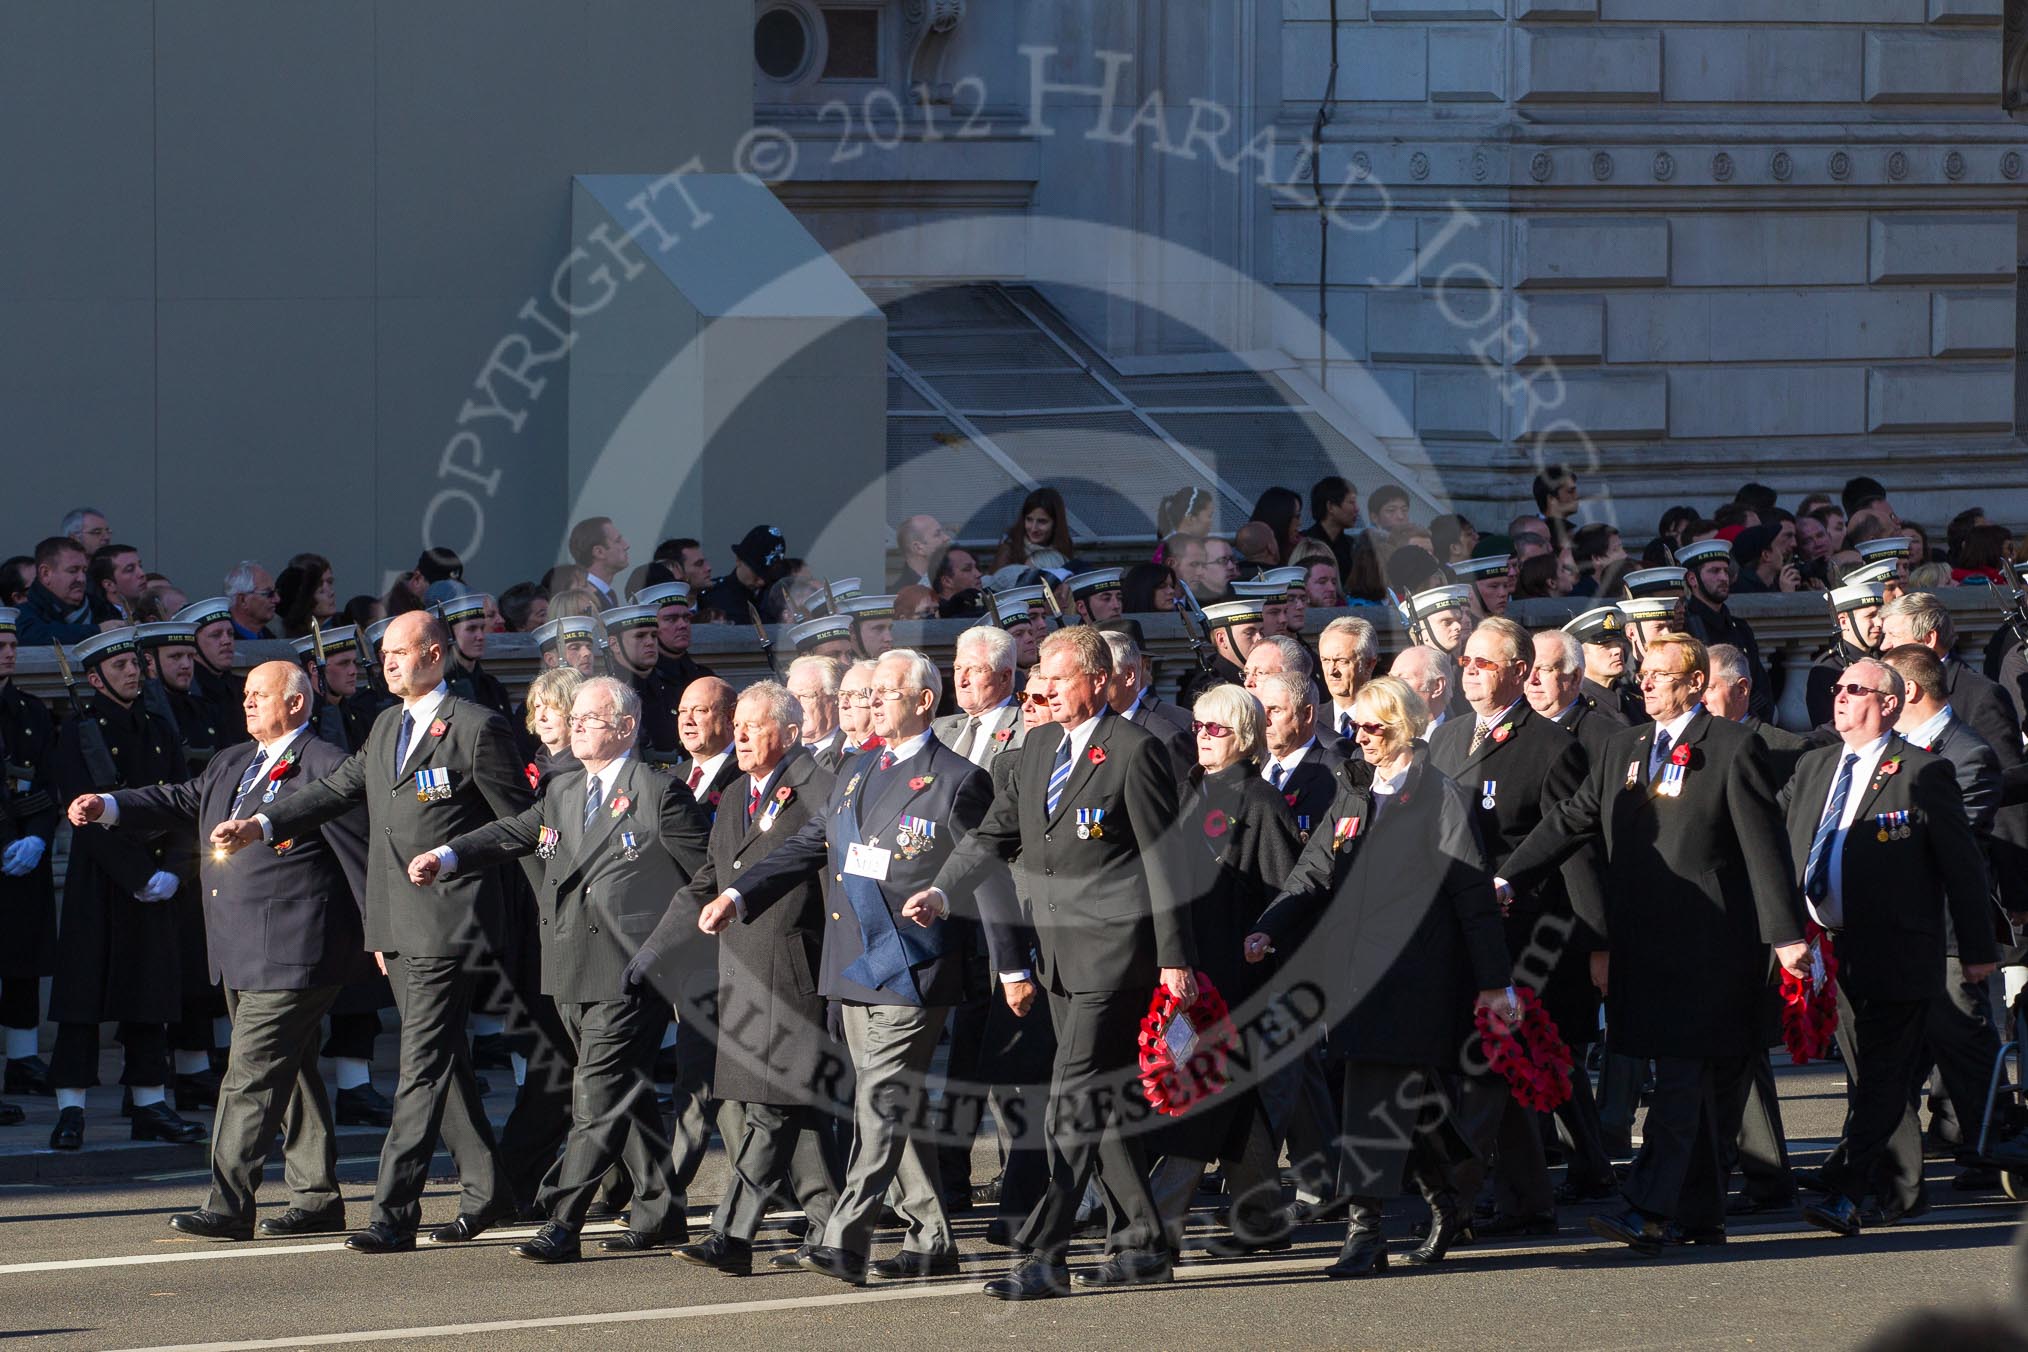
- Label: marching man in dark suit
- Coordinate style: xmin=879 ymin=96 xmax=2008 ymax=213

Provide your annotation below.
xmin=212 ymin=611 xmax=535 ymax=1254
xmin=704 ymin=648 xmax=1018 ymax=1285
xmin=912 ymin=625 xmax=1195 ymax=1300
xmin=630 ymin=682 xmax=841 ymax=1277
xmin=410 ymin=674 xmax=711 ymax=1261
xmin=72 ymin=661 xmax=371 ymax=1239
xmin=1501 ymin=631 xmax=1806 ymax=1254
xmin=1782 ymin=657 xmax=1996 ymax=1235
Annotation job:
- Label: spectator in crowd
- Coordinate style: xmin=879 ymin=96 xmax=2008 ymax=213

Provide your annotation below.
xmin=1303 ymin=476 xmax=1360 ymax=578
xmin=496 ymin=582 xmax=545 ymax=634
xmin=1169 ymin=533 xmax=1238 ymax=605
xmin=1234 ymin=522 xmax=1280 ymax=571
xmin=89 ymin=544 xmax=148 ymax=623
xmin=1946 ymin=508 xmax=1988 ymax=564
xmin=1384 ymin=545 xmax=1444 ymax=600
xmin=1729 ymin=525 xmax=1800 ymax=595
xmin=1154 ymin=486 xmax=1216 ymax=566
xmin=1247 ymin=487 xmax=1304 ymax=566
xmin=891 ymin=515 xmax=952 ymax=590
xmin=0 ymin=556 xmax=32 ymax=608
xmin=1509 ymin=523 xmax=1552 ymax=560
xmin=62 ymin=508 xmax=112 ymax=555
xmin=1953 ymin=525 xmax=2012 ymax=586
xmin=991 ymin=488 xmax=1073 ymax=572
xmin=1514 ymin=553 xmax=1565 ymax=600
xmin=1120 ymin=562 xmax=1179 ymax=615
xmin=1429 ymin=514 xmax=1479 ymax=567
xmin=1909 ymin=562 xmax=1954 ymax=592
xmin=223 ymin=562 xmax=279 ymax=641
xmin=1569 ymin=524 xmax=1623 ymax=598
xmin=653 ymin=539 xmax=714 ymax=593
xmin=567 ymin=518 xmax=630 ymax=607
xmin=18 ymin=537 xmax=98 ymax=645
xmin=1533 ymin=464 xmax=1580 ymax=539
xmin=1903 ymin=523 xmax=1931 ymax=570
xmin=931 ymin=547 xmax=982 ymax=603
xmin=894 ymin=585 xmax=939 ymax=622
xmin=1810 ymin=503 xmax=1848 ymax=555
xmin=1366 ymin=485 xmax=1413 ymax=548
xmin=276 ymin=555 xmax=336 ymax=638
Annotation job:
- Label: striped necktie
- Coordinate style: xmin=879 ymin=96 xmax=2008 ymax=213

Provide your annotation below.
xmin=229 ymin=748 xmax=267 ymax=819
xmin=1045 ymin=736 xmax=1075 ymax=815
xmin=583 ymin=778 xmax=602 ymax=827
xmin=1804 ymin=753 xmax=1860 ymax=905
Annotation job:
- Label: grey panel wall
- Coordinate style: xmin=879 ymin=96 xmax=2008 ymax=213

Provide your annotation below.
xmin=0 ymin=1 xmax=752 ymax=600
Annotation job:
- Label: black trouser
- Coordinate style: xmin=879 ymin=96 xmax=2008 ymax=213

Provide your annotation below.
xmin=719 ymin=1101 xmax=840 ymax=1243
xmin=935 ymin=987 xmax=993 ymax=1197
xmin=1915 ymin=956 xmax=2003 ymax=1152
xmin=372 ymin=954 xmax=504 ymax=1233
xmin=0 ymin=977 xmax=40 ymax=1031
xmin=537 ymin=997 xmax=681 ymax=1234
xmin=1623 ymin=1055 xmax=1733 ymax=1231
xmin=1452 ymin=1074 xmax=1553 ymax=1217
xmin=206 ymin=986 xmax=343 ymax=1220
xmin=496 ymin=989 xmax=574 ymax=1215
xmin=322 ymin=1010 xmax=384 ymax=1062
xmin=1334 ymin=1061 xmax=1469 ymax=1203
xmin=1017 ymin=988 xmax=1167 ymax=1258
xmin=1551 ymin=1040 xmax=1619 ymax=1188
xmin=1826 ymin=985 xmax=1930 ymax=1214
xmin=50 ymin=1021 xmax=168 ymax=1089
xmin=1716 ymin=1048 xmax=1793 ymax=1202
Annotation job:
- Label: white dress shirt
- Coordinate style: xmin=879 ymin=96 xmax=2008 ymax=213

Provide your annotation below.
xmin=1808 ymin=732 xmax=1893 ymax=930
xmin=685 ymin=747 xmax=733 ymax=794
xmin=259 ymin=684 xmax=447 ymax=839
xmin=1262 ymin=741 xmax=1314 ymax=787
xmin=105 ymin=723 xmax=311 ymax=827
xmin=1648 ymin=703 xmax=1704 ymax=780
xmin=438 ymin=752 xmax=634 ymax=871
xmin=1905 ymin=704 xmax=1954 ymax=752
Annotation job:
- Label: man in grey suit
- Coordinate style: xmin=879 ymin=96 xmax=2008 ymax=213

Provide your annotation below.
xmin=933 ymin=626 xmax=1020 ymax=770
xmin=411 ymin=675 xmax=712 ymax=1261
xmin=787 ymin=655 xmax=848 ymax=772
xmin=213 ymin=611 xmax=536 ymax=1254
xmin=72 ymin=661 xmax=371 ymax=1241
xmin=1098 ymin=626 xmax=1192 ymax=778
xmin=708 ymin=649 xmax=1019 ymax=1285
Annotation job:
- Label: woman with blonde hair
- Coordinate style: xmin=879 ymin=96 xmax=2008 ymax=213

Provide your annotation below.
xmin=1246 ymin=675 xmax=1512 ymax=1279
xmin=522 ymin=665 xmax=585 ymax=790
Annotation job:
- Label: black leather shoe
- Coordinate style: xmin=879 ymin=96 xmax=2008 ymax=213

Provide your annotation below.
xmin=769 ymin=1244 xmax=812 ymax=1270
xmin=1953 ymin=1166 xmax=2000 ymax=1192
xmin=345 ymin=1223 xmax=416 ymax=1254
xmin=1662 ymin=1222 xmax=1727 ymax=1246
xmin=673 ymin=1231 xmax=752 ymax=1275
xmin=259 ymin=1205 xmax=346 ymax=1237
xmin=512 ymin=1221 xmax=581 ymax=1263
xmin=599 ymin=1220 xmax=688 ymax=1252
xmin=1801 ymin=1195 xmax=1862 ymax=1237
xmin=169 ymin=1209 xmax=253 ymax=1241
xmin=1404 ymin=1193 xmax=1470 ymax=1265
xmin=4 ymin=1055 xmax=51 ymax=1097
xmin=175 ymin=1069 xmax=222 ymax=1112
xmin=427 ymin=1211 xmax=502 ymax=1244
xmin=1324 ymin=1230 xmax=1389 ymax=1278
xmin=1200 ymin=1231 xmax=1293 ymax=1258
xmin=1725 ymin=1192 xmax=1795 ymax=1216
xmin=1555 ymin=1176 xmax=1619 ymax=1204
xmin=1588 ymin=1207 xmax=1665 ymax=1256
xmin=0 ymin=1100 xmax=21 ymax=1126
xmin=130 ymin=1100 xmax=206 ymax=1144
xmin=334 ymin=1084 xmax=394 ymax=1127
xmin=1471 ymin=1211 xmax=1555 ymax=1239
xmin=48 ymin=1106 xmax=83 ymax=1150
xmin=982 ymin=1257 xmax=1070 ymax=1301
xmin=1861 ymin=1195 xmax=1930 ymax=1226
xmin=1791 ymin=1166 xmax=1833 ymax=1194
xmin=969 ymin=1177 xmax=1003 ymax=1207
xmin=799 ymin=1244 xmax=868 ymax=1286
xmin=1071 ymin=1250 xmax=1173 ymax=1289
xmin=868 ymin=1249 xmax=961 ymax=1281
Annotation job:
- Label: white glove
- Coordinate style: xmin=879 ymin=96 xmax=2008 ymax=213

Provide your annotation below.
xmin=0 ymin=837 xmax=45 ymax=876
xmin=136 ymin=870 xmax=180 ymax=903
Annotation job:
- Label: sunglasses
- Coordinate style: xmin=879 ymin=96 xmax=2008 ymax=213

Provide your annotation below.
xmin=1351 ymin=721 xmax=1388 ymax=737
xmin=1191 ymin=720 xmax=1234 ymax=738
xmin=1457 ymin=655 xmax=1516 ymax=673
xmin=1832 ymin=683 xmax=1883 ymax=699
xmin=1015 ymin=690 xmax=1050 ymax=706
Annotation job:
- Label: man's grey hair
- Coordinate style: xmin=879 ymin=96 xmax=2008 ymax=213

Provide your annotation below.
xmin=275 ymin=664 xmax=314 ymax=709
xmin=786 ymin=654 xmax=842 ymax=696
xmin=223 ymin=560 xmax=265 ymax=597
xmin=1390 ymin=644 xmax=1454 ymax=694
xmin=577 ymin=675 xmax=642 ymax=737
xmin=1707 ymin=643 xmax=1751 ymax=686
xmin=879 ymin=647 xmax=943 ymax=705
xmin=1848 ymin=657 xmax=1906 ymax=714
xmin=954 ymin=625 xmax=1016 ymax=675
xmin=1257 ymin=634 xmax=1313 ymax=677
xmin=1879 ymin=591 xmax=1952 ymax=648
xmin=1255 ymin=669 xmax=1315 ymax=714
xmin=1533 ymin=629 xmax=1582 ymax=674
xmin=737 ymin=679 xmax=803 ymax=731
xmin=842 ymin=658 xmax=880 ymax=684
xmin=61 ymin=507 xmax=104 ymax=537
xmin=1099 ymin=629 xmax=1139 ymax=673
xmin=1319 ymin=615 xmax=1378 ymax=669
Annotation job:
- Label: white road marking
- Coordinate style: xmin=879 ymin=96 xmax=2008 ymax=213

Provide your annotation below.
xmin=0 ymin=1222 xmax=632 ymax=1275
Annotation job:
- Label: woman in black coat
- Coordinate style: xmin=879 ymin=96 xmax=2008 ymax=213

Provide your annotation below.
xmin=1247 ymin=675 xmax=1512 ymax=1279
xmin=1147 ymin=683 xmax=1302 ymax=1253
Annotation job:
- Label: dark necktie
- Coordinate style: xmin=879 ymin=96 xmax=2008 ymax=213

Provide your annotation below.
xmin=1469 ymin=721 xmax=1489 ymax=755
xmin=229 ymin=747 xmax=267 ymax=819
xmin=878 ymin=749 xmax=895 ymax=772
xmin=952 ymin=716 xmax=980 ymax=762
xmin=583 ymin=778 xmax=602 ymax=827
xmin=1805 ymin=753 xmax=1860 ymax=904
xmin=1649 ymin=728 xmax=1672 ymax=782
xmin=1269 ymin=762 xmax=1287 ymax=790
xmin=1046 ymin=737 xmax=1074 ymax=815
xmin=1338 ymin=711 xmax=1353 ymax=739
xmin=394 ymin=711 xmax=415 ymax=773
xmin=686 ymin=764 xmax=704 ymax=792
xmin=748 ymin=781 xmax=763 ymax=823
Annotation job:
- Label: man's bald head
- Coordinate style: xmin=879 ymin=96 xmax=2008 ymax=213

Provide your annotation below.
xmin=242 ymin=660 xmax=313 ymax=742
xmin=381 ymin=610 xmax=448 ymax=698
xmin=678 ymin=676 xmax=737 ymax=758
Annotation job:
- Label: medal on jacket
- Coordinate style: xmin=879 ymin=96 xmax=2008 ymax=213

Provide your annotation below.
xmin=415 ymin=767 xmax=451 ymax=802
xmin=618 ymin=830 xmax=640 ymax=862
xmin=839 ymin=772 xmax=862 ymax=813
xmin=895 ymin=814 xmax=937 ymax=859
xmin=1076 ymin=807 xmax=1105 ymax=840
xmin=1332 ymin=815 xmax=1360 ymax=852
xmin=1657 ymin=763 xmax=1685 ymax=799
xmin=536 ymin=826 xmax=560 ymax=860
xmin=1624 ymin=759 xmax=1640 ymax=790
xmin=1296 ymin=814 xmax=1311 ymax=842
xmin=1480 ymin=779 xmax=1497 ymax=810
xmin=1875 ymin=812 xmax=1890 ymax=843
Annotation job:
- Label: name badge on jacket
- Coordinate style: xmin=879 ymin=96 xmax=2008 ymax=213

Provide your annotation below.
xmin=845 ymin=842 xmax=891 ymax=880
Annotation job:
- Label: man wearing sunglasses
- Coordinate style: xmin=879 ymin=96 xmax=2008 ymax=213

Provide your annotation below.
xmin=223 ymin=561 xmax=279 ymax=642
xmin=1502 ymin=630 xmax=1805 ymax=1255
xmin=1431 ymin=617 xmax=1604 ymax=1232
xmin=1780 ymin=658 xmax=1993 ymax=1237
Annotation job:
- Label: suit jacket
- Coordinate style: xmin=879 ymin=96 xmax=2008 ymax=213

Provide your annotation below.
xmin=1579 ymin=678 xmax=1638 ymax=727
xmin=675 ymin=751 xmax=742 ymax=823
xmin=260 ymin=693 xmax=534 ymax=957
xmin=1904 ymin=715 xmax=2001 ymax=837
xmin=1944 ymin=658 xmax=2028 ymax=916
xmin=1503 ymin=708 xmax=1803 ymax=1059
xmin=446 ymin=755 xmax=710 ymax=1003
xmin=1269 ymin=738 xmax=1344 ymax=846
xmin=1780 ymin=735 xmax=1996 ymax=1001
xmin=110 ymin=731 xmax=371 ymax=991
xmin=1428 ymin=703 xmax=1602 ymax=965
xmin=1258 ymin=749 xmax=1510 ymax=1066
xmin=647 ymin=748 xmax=834 ymax=1106
xmin=1743 ymin=716 xmax=1813 ymax=787
xmin=1125 ymin=691 xmax=1196 ymax=782
xmin=931 ymin=701 xmax=1021 ymax=773
xmin=935 ymin=710 xmax=1194 ymax=996
xmin=1555 ymin=696 xmax=1618 ymax=764
xmin=734 ymin=734 xmax=1018 ymax=1006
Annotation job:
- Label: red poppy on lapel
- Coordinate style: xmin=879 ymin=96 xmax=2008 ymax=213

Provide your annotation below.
xmin=1669 ymin=744 xmax=1692 ymax=767
xmin=429 ymin=719 xmax=448 ymax=738
xmin=267 ymin=756 xmax=297 ymax=784
xmin=609 ymin=793 xmax=630 ymax=818
xmin=1088 ymin=746 xmax=1106 ymax=766
xmin=708 ymin=790 xmax=722 ymax=807
xmin=775 ymin=785 xmax=795 ymax=804
xmin=1492 ymin=723 xmax=1512 ymax=744
xmin=1880 ymin=756 xmax=1901 ymax=777
xmin=1284 ymin=791 xmax=1299 ymax=808
xmin=908 ymin=775 xmax=934 ymax=792
xmin=993 ymin=728 xmax=1013 ymax=743
xmin=1203 ymin=808 xmax=1229 ymax=838
xmin=523 ymin=762 xmax=539 ymax=791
